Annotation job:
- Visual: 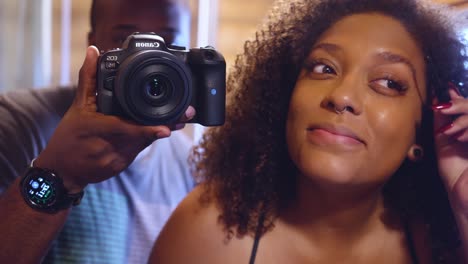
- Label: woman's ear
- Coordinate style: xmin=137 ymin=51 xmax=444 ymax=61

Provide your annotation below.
xmin=407 ymin=144 xmax=424 ymax=162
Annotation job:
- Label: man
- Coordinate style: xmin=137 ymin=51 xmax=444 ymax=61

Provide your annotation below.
xmin=0 ymin=0 xmax=195 ymax=263
xmin=88 ymin=0 xmax=190 ymax=51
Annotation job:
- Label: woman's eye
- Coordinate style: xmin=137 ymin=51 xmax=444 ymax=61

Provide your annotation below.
xmin=373 ymin=79 xmax=407 ymax=92
xmin=312 ymin=63 xmax=336 ymax=74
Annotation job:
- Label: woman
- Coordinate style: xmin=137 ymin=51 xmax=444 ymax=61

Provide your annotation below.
xmin=150 ymin=0 xmax=468 ymax=263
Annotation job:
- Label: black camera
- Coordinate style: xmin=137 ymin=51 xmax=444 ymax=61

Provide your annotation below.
xmin=96 ymin=32 xmax=226 ymax=126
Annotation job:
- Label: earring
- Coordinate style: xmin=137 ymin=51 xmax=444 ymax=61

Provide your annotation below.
xmin=409 ymin=145 xmax=424 ymax=161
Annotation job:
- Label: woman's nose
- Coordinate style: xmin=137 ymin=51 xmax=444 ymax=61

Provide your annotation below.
xmin=321 ymin=76 xmax=363 ymax=115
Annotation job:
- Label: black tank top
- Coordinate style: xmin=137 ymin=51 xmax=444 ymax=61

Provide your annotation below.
xmin=248 ymin=215 xmax=420 ymax=264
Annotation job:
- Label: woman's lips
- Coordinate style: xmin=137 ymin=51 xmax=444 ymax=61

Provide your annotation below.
xmin=306 ymin=124 xmax=365 ymax=147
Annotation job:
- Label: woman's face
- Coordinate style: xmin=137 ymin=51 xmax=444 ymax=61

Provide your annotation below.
xmin=286 ymin=13 xmax=427 ymax=188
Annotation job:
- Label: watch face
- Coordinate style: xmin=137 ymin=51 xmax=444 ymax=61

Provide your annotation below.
xmin=22 ymin=169 xmax=59 ymax=208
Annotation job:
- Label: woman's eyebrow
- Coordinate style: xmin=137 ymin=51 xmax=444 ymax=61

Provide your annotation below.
xmin=311 ymin=42 xmax=341 ymax=53
xmin=375 ymin=51 xmax=420 ymax=91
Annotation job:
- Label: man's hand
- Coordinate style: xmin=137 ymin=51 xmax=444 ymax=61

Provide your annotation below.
xmin=34 ymin=46 xmax=195 ymax=193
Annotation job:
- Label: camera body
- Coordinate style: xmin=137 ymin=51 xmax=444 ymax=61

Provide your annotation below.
xmin=96 ymin=33 xmax=226 ymax=126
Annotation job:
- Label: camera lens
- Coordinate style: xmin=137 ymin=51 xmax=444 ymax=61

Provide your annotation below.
xmin=142 ymin=74 xmax=172 ymax=104
xmin=113 ymin=50 xmax=192 ymax=125
xmin=146 ymin=78 xmax=164 ymax=97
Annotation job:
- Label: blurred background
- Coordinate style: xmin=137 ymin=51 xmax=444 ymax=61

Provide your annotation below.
xmin=0 ymin=0 xmax=274 ymax=91
xmin=0 ymin=0 xmax=468 ymax=91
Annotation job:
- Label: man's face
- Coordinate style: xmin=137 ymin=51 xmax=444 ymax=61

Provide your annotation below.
xmin=89 ymin=0 xmax=190 ymax=51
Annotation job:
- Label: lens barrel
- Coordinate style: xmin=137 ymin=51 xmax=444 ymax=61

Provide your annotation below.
xmin=113 ymin=50 xmax=192 ymax=125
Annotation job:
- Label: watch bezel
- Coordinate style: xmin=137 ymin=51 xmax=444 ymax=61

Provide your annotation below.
xmin=20 ymin=166 xmax=84 ymax=213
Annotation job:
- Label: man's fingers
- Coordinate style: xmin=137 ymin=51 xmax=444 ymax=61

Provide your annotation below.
xmin=140 ymin=125 xmax=172 ymax=143
xmin=88 ymin=115 xmax=172 ymax=142
xmin=178 ymin=106 xmax=196 ymax=123
xmin=74 ymin=46 xmax=100 ymax=107
xmin=169 ymin=123 xmax=186 ymax=131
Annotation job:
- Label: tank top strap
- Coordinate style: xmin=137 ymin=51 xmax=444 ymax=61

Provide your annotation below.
xmin=248 ymin=213 xmax=265 ymax=264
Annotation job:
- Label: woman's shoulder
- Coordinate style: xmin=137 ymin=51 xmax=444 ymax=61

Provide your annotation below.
xmin=148 ymin=183 xmax=254 ymax=264
xmin=160 ymin=183 xmax=220 ymax=234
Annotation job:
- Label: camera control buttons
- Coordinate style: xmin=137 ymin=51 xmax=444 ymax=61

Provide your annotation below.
xmin=104 ymin=77 xmax=115 ymax=91
xmin=105 ymin=61 xmax=119 ymax=70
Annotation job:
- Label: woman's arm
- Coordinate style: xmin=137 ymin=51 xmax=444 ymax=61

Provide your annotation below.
xmin=433 ymin=88 xmax=468 ymax=263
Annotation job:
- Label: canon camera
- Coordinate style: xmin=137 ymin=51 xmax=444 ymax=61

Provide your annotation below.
xmin=96 ymin=32 xmax=226 ymax=126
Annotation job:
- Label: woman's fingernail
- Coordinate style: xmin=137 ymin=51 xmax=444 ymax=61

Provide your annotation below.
xmin=448 ymin=82 xmax=462 ymax=96
xmin=431 ymin=102 xmax=452 ymax=110
xmin=435 ymin=123 xmax=454 ymax=134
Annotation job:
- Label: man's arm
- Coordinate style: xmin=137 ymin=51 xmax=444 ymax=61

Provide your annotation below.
xmin=0 ymin=46 xmax=194 ymax=263
xmin=0 ymin=177 xmax=71 ymax=263
xmin=0 ymin=78 xmax=75 ymax=264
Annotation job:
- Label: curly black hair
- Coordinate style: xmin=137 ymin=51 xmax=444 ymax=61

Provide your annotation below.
xmin=191 ymin=0 xmax=468 ymax=262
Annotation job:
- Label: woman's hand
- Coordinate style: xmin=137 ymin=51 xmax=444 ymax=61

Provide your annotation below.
xmin=433 ymin=87 xmax=468 ymax=214
xmin=35 ymin=46 xmax=195 ymax=193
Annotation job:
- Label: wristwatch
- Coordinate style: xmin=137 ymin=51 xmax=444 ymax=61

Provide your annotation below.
xmin=20 ymin=161 xmax=84 ymax=213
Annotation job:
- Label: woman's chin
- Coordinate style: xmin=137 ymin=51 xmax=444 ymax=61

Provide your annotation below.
xmin=300 ymin=169 xmax=360 ymax=187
